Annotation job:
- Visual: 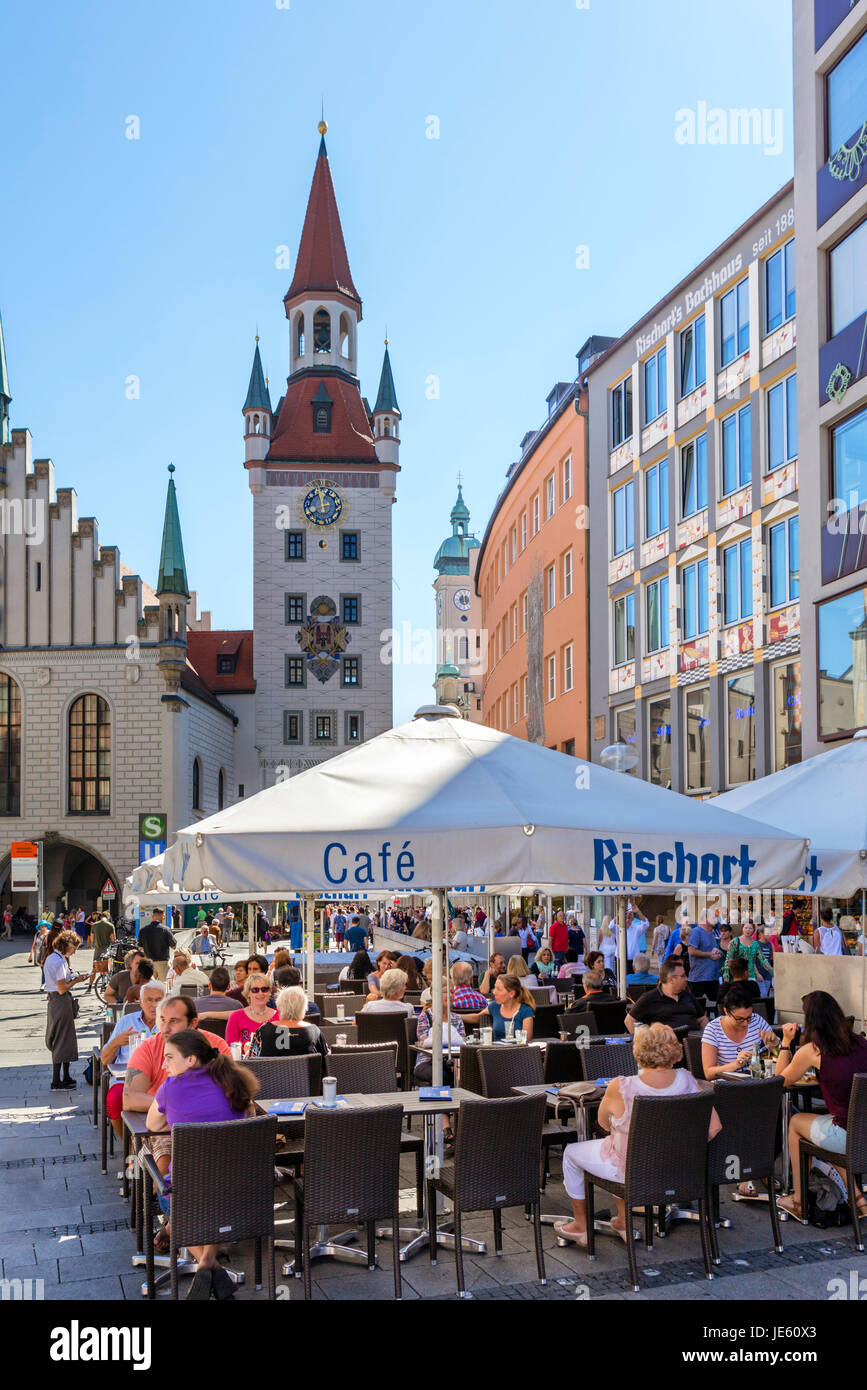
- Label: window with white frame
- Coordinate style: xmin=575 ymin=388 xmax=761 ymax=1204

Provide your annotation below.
xmin=765 ymin=239 xmax=795 ymax=333
xmin=545 ymin=564 xmax=556 ymax=611
xmin=531 ymin=495 xmax=540 ymax=535
xmin=562 ymin=455 xmax=572 ymax=501
xmin=512 ymin=683 xmax=519 ymax=725
xmin=645 ymin=575 xmax=670 ymax=652
xmin=613 ymin=480 xmax=634 ymax=556
xmin=613 ymin=591 xmax=635 ymax=665
xmin=720 ymin=278 xmax=750 ymax=365
xmin=521 ymin=673 xmax=528 ymax=715
xmin=644 ymin=345 xmax=667 ymax=424
xmin=721 ymin=404 xmax=752 ymax=496
xmin=681 ymin=434 xmax=708 ymax=518
xmin=563 ymin=643 xmax=574 ymax=693
xmin=767 ymin=374 xmax=797 ymax=471
xmin=520 ymin=512 xmax=527 ymax=550
xmin=545 ymin=474 xmax=556 ymax=520
xmin=679 ymin=316 xmax=706 ymax=396
xmin=562 ymin=548 xmax=573 ymax=597
xmin=611 ymin=375 xmax=633 ymax=447
xmin=510 ymin=602 xmax=517 ymax=644
xmin=645 ymin=458 xmax=669 ymax=538
xmin=546 ymin=654 xmax=557 ymax=701
xmin=521 ymin=590 xmax=528 ymax=633
xmin=768 ymin=515 xmax=799 ymax=608
xmin=721 ymin=538 xmax=753 ymax=625
xmin=510 ymin=525 xmax=517 ymax=563
xmin=682 ymin=557 xmax=709 ymax=639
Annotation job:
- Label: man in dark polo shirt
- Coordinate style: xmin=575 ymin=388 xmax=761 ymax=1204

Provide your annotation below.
xmin=138 ymin=908 xmax=176 ymax=981
xmin=624 ymin=958 xmax=709 ymax=1035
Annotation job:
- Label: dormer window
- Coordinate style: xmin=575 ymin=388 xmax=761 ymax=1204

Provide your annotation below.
xmin=312 ymin=383 xmax=333 ymax=434
xmin=217 ymin=655 xmax=236 ymax=675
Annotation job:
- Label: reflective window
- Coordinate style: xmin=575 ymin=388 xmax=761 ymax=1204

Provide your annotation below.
xmin=648 ymin=696 xmax=672 ymax=789
xmin=767 ymin=376 xmax=797 ymax=471
xmin=727 ymin=672 xmax=756 ymax=786
xmin=830 ymin=220 xmax=867 ymax=337
xmin=721 ymin=405 xmax=752 ymax=496
xmin=720 ymin=279 xmax=750 ymax=365
xmin=818 ymin=586 xmax=867 ymax=737
xmin=681 ymin=435 xmax=708 ymax=517
xmin=827 ymin=31 xmax=867 ymax=157
xmin=765 ymin=240 xmax=796 ymax=333
xmin=680 ymin=316 xmax=706 ymax=396
xmin=772 ymin=661 xmax=801 ymax=770
xmin=685 ymin=686 xmax=711 ymax=791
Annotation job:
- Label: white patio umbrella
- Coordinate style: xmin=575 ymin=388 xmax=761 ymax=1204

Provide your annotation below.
xmin=714 ymin=730 xmax=867 ymax=899
xmin=149 ymin=708 xmax=806 ymax=1081
xmin=160 ymin=711 xmax=805 ymax=898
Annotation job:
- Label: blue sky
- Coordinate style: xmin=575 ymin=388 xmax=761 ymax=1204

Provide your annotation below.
xmin=2 ymin=0 xmax=793 ymax=721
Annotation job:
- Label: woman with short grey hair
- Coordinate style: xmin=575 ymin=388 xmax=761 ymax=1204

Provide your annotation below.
xmin=248 ymin=985 xmax=328 ymax=1061
xmin=361 ymin=968 xmax=415 ymax=1016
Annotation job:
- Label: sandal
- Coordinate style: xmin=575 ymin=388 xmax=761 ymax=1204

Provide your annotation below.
xmin=554 ymin=1222 xmax=588 ymax=1247
xmin=153 ymin=1227 xmax=170 ymax=1254
xmin=737 ymin=1181 xmax=757 ymax=1197
xmin=776 ymin=1196 xmax=806 ymax=1224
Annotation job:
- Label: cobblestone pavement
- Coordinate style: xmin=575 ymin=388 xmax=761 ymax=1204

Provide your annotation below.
xmin=1 ymin=937 xmax=865 ymax=1302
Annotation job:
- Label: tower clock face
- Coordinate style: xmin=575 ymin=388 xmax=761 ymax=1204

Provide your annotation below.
xmin=454 ymin=588 xmax=471 ymax=612
xmin=303 ymin=483 xmax=343 ymax=528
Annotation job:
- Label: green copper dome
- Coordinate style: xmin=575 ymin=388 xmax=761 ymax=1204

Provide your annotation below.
xmin=434 ymin=484 xmax=479 ymax=574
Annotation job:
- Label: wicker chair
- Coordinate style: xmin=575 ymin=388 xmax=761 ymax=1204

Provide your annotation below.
xmin=427 ymin=1094 xmax=548 ymax=1297
xmin=326 ymin=1051 xmax=425 ymax=1218
xmin=141 ymin=1114 xmax=278 ymax=1299
xmin=558 ymin=1011 xmax=598 ymax=1039
xmin=626 ymin=983 xmax=656 ymax=1003
xmin=544 ymin=1039 xmax=584 ymax=1084
xmin=684 ymin=1034 xmax=706 ymax=1080
xmin=340 ymin=979 xmax=369 ymax=994
xmin=315 ymin=993 xmax=364 ymax=1019
xmin=798 ymin=1073 xmax=867 ymax=1251
xmin=327 ymin=1041 xmax=399 ymax=1076
xmin=478 ymin=1046 xmax=575 ymax=1187
xmin=355 ymin=1012 xmax=411 ymax=1087
xmin=242 ymin=1054 xmax=322 ymax=1101
xmin=579 ymin=1041 xmax=638 ymax=1083
xmin=582 ymin=998 xmax=629 ymax=1034
xmin=291 ymin=1103 xmax=405 ymax=1299
xmin=531 ymin=1004 xmax=562 ymax=1040
xmin=707 ymin=1076 xmax=784 ymax=1260
xmin=198 ymin=1014 xmax=228 ymax=1040
xmin=585 ymin=1090 xmax=716 ymax=1290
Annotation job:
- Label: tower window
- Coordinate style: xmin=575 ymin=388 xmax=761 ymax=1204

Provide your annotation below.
xmin=0 ymin=674 xmax=22 ymax=816
xmin=285 ymin=594 xmax=306 ymax=624
xmin=283 ymin=711 xmax=302 ymax=744
xmin=345 ymin=711 xmax=363 ymax=743
xmin=314 ymin=406 xmax=331 ymax=432
xmin=217 ymin=654 xmax=236 ymax=674
xmin=315 ymin=714 xmax=333 ymax=741
xmin=339 ymin=313 xmax=351 ymax=356
xmin=285 ymin=656 xmax=306 ymax=687
xmin=313 ymin=308 xmax=331 ymax=353
xmin=285 ymin=531 xmax=305 ymax=561
xmin=342 ymin=657 xmax=361 ymax=687
xmin=192 ymin=756 xmax=202 ymax=811
xmin=295 ymin=313 xmax=305 ymax=357
xmin=342 ymin=595 xmax=360 ymax=624
xmin=341 ymin=531 xmax=360 ymax=561
xmin=218 ymin=767 xmax=225 ymax=810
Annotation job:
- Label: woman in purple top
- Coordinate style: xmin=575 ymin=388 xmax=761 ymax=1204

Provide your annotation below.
xmin=775 ymin=990 xmax=867 ymax=1224
xmin=147 ymin=1029 xmax=259 ymax=1300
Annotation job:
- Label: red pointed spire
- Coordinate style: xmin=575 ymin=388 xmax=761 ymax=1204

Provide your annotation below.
xmin=285 ymin=130 xmax=361 ymax=316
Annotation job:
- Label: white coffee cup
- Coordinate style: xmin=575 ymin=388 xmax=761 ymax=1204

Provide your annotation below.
xmin=481 ymin=1027 xmax=493 ymax=1045
xmin=230 ymin=1042 xmax=242 ymax=1061
xmin=336 ymin=1003 xmax=345 ymax=1021
xmin=322 ymin=1076 xmax=338 ymax=1108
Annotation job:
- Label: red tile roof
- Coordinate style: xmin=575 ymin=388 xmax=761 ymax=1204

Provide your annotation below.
xmin=186 ymin=630 xmax=256 ymax=695
xmin=266 ymin=373 xmax=378 ymax=463
xmin=285 ymin=144 xmax=361 ymax=312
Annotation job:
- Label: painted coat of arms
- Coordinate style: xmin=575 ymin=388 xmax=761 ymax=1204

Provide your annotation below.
xmin=296 ymin=595 xmax=349 ymax=682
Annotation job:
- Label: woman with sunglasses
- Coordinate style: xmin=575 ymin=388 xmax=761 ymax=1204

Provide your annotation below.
xmin=224 ymin=973 xmax=277 ymax=1050
xmin=700 ymin=984 xmax=778 ymax=1082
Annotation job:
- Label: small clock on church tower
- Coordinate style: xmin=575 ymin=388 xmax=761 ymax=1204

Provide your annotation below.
xmin=453 ymin=588 xmax=471 ymax=612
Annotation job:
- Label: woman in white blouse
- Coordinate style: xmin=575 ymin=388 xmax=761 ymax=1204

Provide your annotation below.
xmin=44 ymin=929 xmax=88 ymax=1089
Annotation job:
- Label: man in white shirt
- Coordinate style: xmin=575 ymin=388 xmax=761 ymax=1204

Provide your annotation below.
xmin=625 ymin=908 xmax=649 ymax=970
xmin=165 ymin=951 xmax=210 ymax=993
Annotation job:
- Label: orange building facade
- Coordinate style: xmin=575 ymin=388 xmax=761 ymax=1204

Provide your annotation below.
xmin=474 ymin=352 xmax=607 ymax=755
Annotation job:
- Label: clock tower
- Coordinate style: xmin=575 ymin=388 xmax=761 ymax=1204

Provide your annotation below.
xmin=246 ymin=122 xmax=399 ymax=784
xmin=433 ymin=483 xmax=483 ymax=721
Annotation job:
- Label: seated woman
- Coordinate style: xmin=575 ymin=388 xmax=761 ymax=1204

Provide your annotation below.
xmin=394 ymin=954 xmax=426 ymax=994
xmin=339 ymin=948 xmax=374 ymax=985
xmin=557 ymin=949 xmax=582 ymax=980
xmin=531 ymin=946 xmax=557 ymax=981
xmin=414 ymin=987 xmax=466 ymax=1084
xmin=271 ymin=948 xmax=293 ymax=973
xmin=360 ymin=968 xmax=416 ymax=1017
xmin=249 ymin=985 xmax=329 ymax=1062
xmin=225 ymin=960 xmax=249 ymax=1002
xmin=365 ymin=950 xmax=395 ymax=998
xmin=775 ymin=990 xmax=867 ymax=1223
xmin=701 ymin=983 xmax=778 ymax=1081
xmin=478 ymin=974 xmax=535 ymax=1041
xmin=146 ymin=1028 xmax=259 ymax=1299
xmin=555 ymin=1023 xmax=721 ymax=1245
xmin=419 ymin=957 xmax=435 ymax=1007
xmin=224 ymin=973 xmax=278 ymax=1051
xmin=576 ymin=951 xmax=616 ymax=991
xmin=506 ymin=954 xmax=531 ymax=980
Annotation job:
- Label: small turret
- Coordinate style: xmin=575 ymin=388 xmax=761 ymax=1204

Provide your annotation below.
xmin=372 ymin=339 xmax=400 ymax=466
xmin=243 ymin=338 xmax=272 ymax=463
xmin=156 ymin=464 xmax=189 ymax=692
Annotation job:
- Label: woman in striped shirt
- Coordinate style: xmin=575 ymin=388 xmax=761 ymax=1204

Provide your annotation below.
xmin=701 ymin=984 xmax=778 ymax=1081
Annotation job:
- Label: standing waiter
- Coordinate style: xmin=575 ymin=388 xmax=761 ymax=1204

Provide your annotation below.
xmin=137 ymin=908 xmax=176 ymax=981
xmin=44 ymin=928 xmax=88 ymax=1088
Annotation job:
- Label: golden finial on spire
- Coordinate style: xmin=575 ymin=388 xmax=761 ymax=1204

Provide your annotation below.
xmin=318 ymin=120 xmax=328 ymax=135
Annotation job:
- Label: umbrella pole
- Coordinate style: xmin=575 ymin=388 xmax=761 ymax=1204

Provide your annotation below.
xmin=304 ymin=894 xmax=315 ymax=998
xmin=247 ymin=903 xmax=255 ymax=955
xmin=617 ymin=897 xmax=628 ymax=997
xmin=862 ymin=888 xmax=866 ymax=1032
xmin=431 ymin=890 xmax=445 ymax=1087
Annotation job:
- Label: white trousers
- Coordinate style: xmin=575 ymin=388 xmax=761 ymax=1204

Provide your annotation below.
xmin=562 ymin=1138 xmax=621 ymax=1201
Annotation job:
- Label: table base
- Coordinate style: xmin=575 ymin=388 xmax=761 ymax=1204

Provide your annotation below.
xmin=280 ymin=1224 xmax=370 ymax=1277
xmin=376 ymin=1221 xmax=488 ymax=1263
xmin=132 ymin=1247 xmax=246 ymax=1297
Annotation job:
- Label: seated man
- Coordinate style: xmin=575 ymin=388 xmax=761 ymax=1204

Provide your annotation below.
xmin=557 ymin=949 xmax=582 ymax=979
xmin=101 ymin=980 xmax=165 ymax=1138
xmin=123 ymin=956 xmax=155 ymax=1006
xmin=104 ymin=948 xmax=147 ymax=1005
xmin=193 ymin=966 xmax=243 ymax=1019
xmin=189 ymin=923 xmax=219 ymax=969
xmin=450 ymin=960 xmax=486 ymax=1013
xmin=122 ymin=995 xmax=231 ymax=1175
xmin=165 ymin=951 xmax=210 ymax=993
xmin=625 ymin=953 xmax=658 ymax=987
xmin=624 ymin=958 xmax=709 ymax=1036
xmin=716 ymin=955 xmax=761 ymax=1011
